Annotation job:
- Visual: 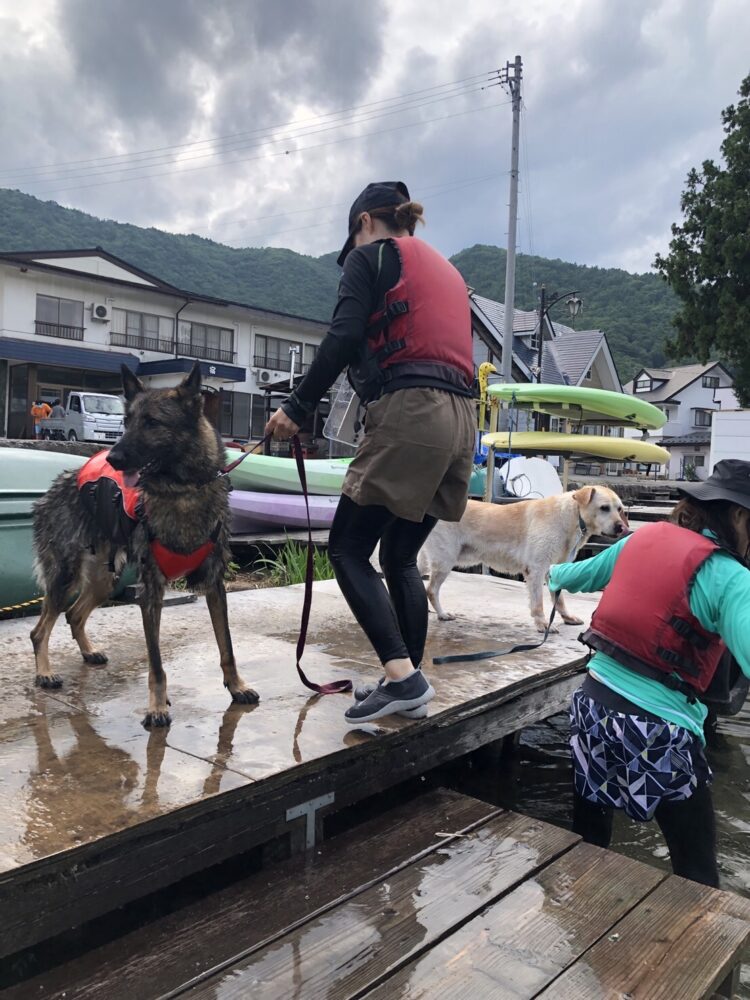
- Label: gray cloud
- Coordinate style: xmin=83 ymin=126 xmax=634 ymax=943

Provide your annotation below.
xmin=0 ymin=0 xmax=746 ymax=275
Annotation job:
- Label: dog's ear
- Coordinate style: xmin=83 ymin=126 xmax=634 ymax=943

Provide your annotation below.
xmin=572 ymin=486 xmax=596 ymax=507
xmin=178 ymin=361 xmax=203 ymax=397
xmin=121 ymin=365 xmax=145 ymax=402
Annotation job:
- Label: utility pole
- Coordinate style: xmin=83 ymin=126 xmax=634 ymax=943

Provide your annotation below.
xmin=500 ymin=55 xmax=522 ymax=385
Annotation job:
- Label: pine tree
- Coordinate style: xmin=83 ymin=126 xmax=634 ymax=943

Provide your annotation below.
xmin=655 ymin=74 xmax=750 ymax=404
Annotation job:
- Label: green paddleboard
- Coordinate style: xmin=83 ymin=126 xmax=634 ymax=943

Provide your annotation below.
xmin=225 ymin=449 xmax=352 ymax=496
xmin=487 ymin=383 xmax=666 ymax=430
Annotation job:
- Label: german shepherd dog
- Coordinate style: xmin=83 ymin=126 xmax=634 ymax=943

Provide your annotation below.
xmin=31 ymin=363 xmax=259 ymax=727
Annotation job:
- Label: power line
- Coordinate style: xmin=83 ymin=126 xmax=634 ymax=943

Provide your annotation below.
xmin=14 ymin=81 xmax=502 ymax=189
xmin=0 ymin=70 xmax=501 ymax=181
xmin=27 ymin=95 xmax=511 ymax=197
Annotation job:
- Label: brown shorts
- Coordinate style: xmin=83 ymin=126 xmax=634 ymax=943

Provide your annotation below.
xmin=342 ymin=387 xmax=476 ymax=523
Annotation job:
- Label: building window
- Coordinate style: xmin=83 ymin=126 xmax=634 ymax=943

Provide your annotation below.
xmin=111 ymin=309 xmax=174 ymax=352
xmin=693 ymin=409 xmax=713 ymax=427
xmin=254 ymin=335 xmax=305 ymax=373
xmin=702 ymin=375 xmax=720 ymax=389
xmin=251 ymin=395 xmax=266 ymax=438
xmin=220 ymin=391 xmax=266 ymax=441
xmin=584 ymin=368 xmax=592 ymax=381
xmin=177 ymin=322 xmax=234 ymax=364
xmin=634 ymin=375 xmax=652 ymax=393
xmin=692 ymin=454 xmax=705 ymax=467
xmin=35 ymin=294 xmax=84 ymax=340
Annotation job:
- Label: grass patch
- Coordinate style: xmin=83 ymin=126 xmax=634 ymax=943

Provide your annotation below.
xmin=257 ymin=538 xmax=334 ymax=587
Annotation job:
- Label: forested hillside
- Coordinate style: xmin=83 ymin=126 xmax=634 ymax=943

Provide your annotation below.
xmin=0 ymin=188 xmax=676 ymax=381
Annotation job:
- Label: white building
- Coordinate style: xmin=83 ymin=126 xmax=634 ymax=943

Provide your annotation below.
xmin=624 ymin=362 xmax=738 ymax=480
xmin=0 ymin=248 xmax=327 ymax=442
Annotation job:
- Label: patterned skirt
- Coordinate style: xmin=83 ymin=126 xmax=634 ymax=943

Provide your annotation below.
xmin=569 ymin=689 xmax=712 ymax=822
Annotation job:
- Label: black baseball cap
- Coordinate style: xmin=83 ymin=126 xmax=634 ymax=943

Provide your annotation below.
xmin=679 ymin=459 xmax=750 ymax=511
xmin=337 ymin=181 xmax=410 ymax=267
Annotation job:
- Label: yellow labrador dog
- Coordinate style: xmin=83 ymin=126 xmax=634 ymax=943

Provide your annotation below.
xmin=418 ymin=486 xmax=629 ymax=632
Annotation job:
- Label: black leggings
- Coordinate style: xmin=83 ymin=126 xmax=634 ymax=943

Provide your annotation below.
xmin=327 ymin=494 xmax=437 ymax=666
xmin=572 ymin=783 xmax=719 ymax=887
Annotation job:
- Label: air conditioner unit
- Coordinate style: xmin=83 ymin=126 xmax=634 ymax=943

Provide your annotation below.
xmin=91 ymin=302 xmax=111 ymax=322
xmin=259 ymin=370 xmax=272 ymax=383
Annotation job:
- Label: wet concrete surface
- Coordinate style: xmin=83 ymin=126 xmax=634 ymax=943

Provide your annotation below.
xmin=0 ymin=575 xmax=596 ymax=874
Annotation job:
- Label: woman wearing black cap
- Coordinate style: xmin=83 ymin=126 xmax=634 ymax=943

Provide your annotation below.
xmin=548 ymin=460 xmax=750 ymax=886
xmin=266 ymin=181 xmax=475 ymax=724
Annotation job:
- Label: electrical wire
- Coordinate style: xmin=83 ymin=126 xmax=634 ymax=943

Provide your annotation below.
xmin=26 ymin=95 xmax=510 ymax=197
xmin=0 ymin=69 xmax=500 ymax=179
xmin=5 ymin=79 xmax=502 ymax=188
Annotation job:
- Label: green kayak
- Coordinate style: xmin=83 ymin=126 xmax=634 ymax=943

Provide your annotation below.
xmin=487 ymin=383 xmax=666 ymax=430
xmin=225 ymin=449 xmax=352 ymax=496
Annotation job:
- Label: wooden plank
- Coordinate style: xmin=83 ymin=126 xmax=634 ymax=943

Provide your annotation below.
xmin=184 ymin=812 xmax=579 ymax=1000
xmin=362 ymin=842 xmax=665 ymax=999
xmin=3 ymin=790 xmax=496 ymax=1000
xmin=0 ymin=670 xmax=582 ymax=960
xmin=534 ymin=875 xmax=750 ymax=1000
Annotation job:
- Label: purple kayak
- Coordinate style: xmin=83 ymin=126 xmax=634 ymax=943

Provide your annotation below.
xmin=230 ymin=490 xmax=340 ymax=532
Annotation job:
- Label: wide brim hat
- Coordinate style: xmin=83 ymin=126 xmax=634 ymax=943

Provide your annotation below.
xmin=678 ymin=459 xmax=750 ymax=511
xmin=337 ymin=181 xmax=410 ymax=267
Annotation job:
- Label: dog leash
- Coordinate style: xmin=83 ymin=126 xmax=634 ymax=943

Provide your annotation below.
xmin=290 ymin=434 xmax=352 ymax=695
xmin=223 ymin=432 xmax=350 ymax=694
xmin=433 ymin=516 xmax=587 ymax=666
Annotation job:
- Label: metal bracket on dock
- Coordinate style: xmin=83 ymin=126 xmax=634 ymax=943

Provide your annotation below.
xmin=285 ymin=792 xmax=335 ymax=849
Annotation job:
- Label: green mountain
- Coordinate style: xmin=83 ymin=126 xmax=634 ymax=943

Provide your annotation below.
xmin=451 ymin=245 xmax=677 ymax=383
xmin=0 ymin=188 xmax=675 ymax=381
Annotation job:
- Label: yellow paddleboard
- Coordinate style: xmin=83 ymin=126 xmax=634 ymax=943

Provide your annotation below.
xmin=481 ymin=432 xmax=669 ymax=464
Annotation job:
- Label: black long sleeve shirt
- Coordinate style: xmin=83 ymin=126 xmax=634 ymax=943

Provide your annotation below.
xmin=281 ymin=241 xmax=399 ymax=426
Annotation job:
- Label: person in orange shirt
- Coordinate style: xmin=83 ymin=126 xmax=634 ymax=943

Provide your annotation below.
xmin=30 ymin=400 xmax=52 ymax=439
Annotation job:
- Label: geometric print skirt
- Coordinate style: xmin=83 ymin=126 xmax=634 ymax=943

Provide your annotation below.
xmin=569 ymin=689 xmax=712 ymax=822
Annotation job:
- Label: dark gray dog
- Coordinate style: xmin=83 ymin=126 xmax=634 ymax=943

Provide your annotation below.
xmin=31 ymin=362 xmax=259 ymax=727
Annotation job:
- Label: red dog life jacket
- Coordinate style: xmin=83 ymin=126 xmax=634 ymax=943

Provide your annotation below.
xmin=582 ymin=521 xmax=726 ymax=696
xmin=77 ymin=451 xmax=216 ymax=582
xmin=350 ymin=237 xmax=473 ymax=402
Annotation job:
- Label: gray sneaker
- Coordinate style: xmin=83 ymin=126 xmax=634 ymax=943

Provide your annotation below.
xmin=345 ymin=671 xmax=434 ymax=725
xmin=354 ymin=674 xmax=427 ymax=718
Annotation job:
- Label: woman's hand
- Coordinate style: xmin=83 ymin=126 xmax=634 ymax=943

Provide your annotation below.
xmin=265 ymin=407 xmax=300 ymax=441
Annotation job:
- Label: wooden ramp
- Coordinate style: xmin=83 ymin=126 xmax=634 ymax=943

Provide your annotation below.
xmin=7 ymin=790 xmax=749 ymax=1000
xmin=0 ymin=574 xmax=594 ymax=962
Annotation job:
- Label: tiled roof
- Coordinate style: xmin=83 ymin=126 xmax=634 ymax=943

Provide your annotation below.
xmin=625 ymin=362 xmax=728 ymax=402
xmin=660 ymin=430 xmax=712 ymax=446
xmin=548 ymin=331 xmax=606 ymax=387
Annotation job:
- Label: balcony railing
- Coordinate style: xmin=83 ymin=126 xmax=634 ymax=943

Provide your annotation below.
xmin=111 ymin=332 xmax=175 ymax=353
xmin=254 ymin=354 xmax=311 ymax=374
xmin=180 ymin=343 xmax=236 ymax=364
xmin=35 ymin=320 xmax=84 ymax=341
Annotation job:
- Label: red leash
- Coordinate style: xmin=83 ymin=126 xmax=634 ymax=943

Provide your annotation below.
xmin=291 ymin=435 xmax=352 ymax=695
xmin=223 ymin=433 xmax=351 ymax=695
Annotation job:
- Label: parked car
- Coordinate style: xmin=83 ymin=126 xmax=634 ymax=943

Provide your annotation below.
xmin=40 ymin=392 xmax=125 ymax=443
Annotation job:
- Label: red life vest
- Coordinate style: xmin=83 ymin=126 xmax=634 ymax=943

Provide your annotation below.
xmin=582 ymin=521 xmax=726 ymax=696
xmin=76 ymin=451 xmax=216 ymax=582
xmin=366 ymin=236 xmax=474 ymax=388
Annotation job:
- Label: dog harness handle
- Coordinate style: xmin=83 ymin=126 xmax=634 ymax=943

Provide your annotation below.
xmin=291 ymin=435 xmax=352 ymax=695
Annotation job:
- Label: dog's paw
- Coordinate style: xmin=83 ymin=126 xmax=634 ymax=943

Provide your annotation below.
xmin=82 ymin=651 xmax=109 ymax=665
xmin=562 ymin=615 xmax=584 ymax=627
xmin=142 ymin=711 xmax=172 ymax=729
xmin=35 ymin=673 xmax=63 ymax=689
xmin=230 ymin=687 xmax=260 ymax=705
xmin=437 ymin=612 xmax=456 ymax=622
xmin=536 ymin=622 xmax=559 ymax=634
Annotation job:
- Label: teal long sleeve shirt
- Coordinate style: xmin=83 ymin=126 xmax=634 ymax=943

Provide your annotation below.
xmin=549 ymin=532 xmax=750 ymax=742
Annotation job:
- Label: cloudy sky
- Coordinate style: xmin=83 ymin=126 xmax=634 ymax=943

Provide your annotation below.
xmin=0 ymin=0 xmax=746 ymax=273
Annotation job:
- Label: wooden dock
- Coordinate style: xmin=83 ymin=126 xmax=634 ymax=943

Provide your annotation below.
xmin=0 ymin=573 xmax=592 ymax=964
xmin=6 ymin=790 xmax=748 ymax=999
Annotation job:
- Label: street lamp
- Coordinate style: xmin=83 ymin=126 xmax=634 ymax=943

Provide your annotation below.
xmin=535 ymin=285 xmax=583 ymax=381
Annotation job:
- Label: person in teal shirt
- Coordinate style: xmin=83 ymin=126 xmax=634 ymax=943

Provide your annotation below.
xmin=549 ymin=460 xmax=750 ymax=887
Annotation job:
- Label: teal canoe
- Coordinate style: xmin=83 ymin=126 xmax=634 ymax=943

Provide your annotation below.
xmin=487 ymin=383 xmax=666 ymax=431
xmin=0 ymin=448 xmax=136 ymax=612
